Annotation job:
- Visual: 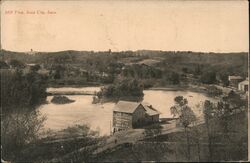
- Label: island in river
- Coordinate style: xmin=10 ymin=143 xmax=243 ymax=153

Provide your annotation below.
xmin=51 ymin=95 xmax=75 ymax=104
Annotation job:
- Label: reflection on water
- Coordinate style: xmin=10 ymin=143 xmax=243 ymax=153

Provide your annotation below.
xmin=39 ymin=87 xmax=215 ymax=136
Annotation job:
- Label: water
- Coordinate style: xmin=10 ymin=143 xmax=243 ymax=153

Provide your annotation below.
xmin=39 ymin=87 xmax=215 ymax=136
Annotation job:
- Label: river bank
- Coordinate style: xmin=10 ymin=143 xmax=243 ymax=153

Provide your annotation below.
xmin=148 ymin=83 xmax=237 ymax=98
xmin=148 ymin=84 xmax=207 ymax=93
xmin=46 ymin=84 xmax=208 ymax=96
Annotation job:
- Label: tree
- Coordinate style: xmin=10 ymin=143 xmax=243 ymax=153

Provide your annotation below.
xmin=1 ymin=70 xmax=47 ymax=113
xmin=216 ymin=90 xmax=246 ymax=133
xmin=30 ymin=64 xmax=41 ymax=72
xmin=192 ymin=126 xmax=201 ymax=161
xmin=223 ymin=90 xmax=245 ymax=108
xmin=170 ymin=96 xmax=188 ymax=118
xmin=1 ymin=69 xmax=48 ymax=161
xmin=179 ymin=105 xmax=196 ymax=161
xmin=53 ymin=65 xmax=66 ymax=79
xmin=170 ymin=96 xmax=196 ymax=161
xmin=9 ymin=59 xmax=25 ymax=69
xmin=96 ymin=78 xmax=144 ymax=102
xmin=207 ymin=86 xmax=223 ymax=97
xmin=194 ymin=64 xmax=202 ymax=75
xmin=0 ymin=61 xmax=9 ymax=69
xmin=203 ymin=100 xmax=215 ymax=161
xmin=217 ymin=72 xmax=229 ymax=86
xmin=200 ymin=71 xmax=217 ymax=84
xmin=170 ymin=72 xmax=180 ymax=85
xmin=1 ymin=110 xmax=46 ymax=161
xmin=182 ymin=67 xmax=188 ymax=74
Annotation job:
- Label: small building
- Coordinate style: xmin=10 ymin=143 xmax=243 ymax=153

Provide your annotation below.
xmin=113 ymin=101 xmax=160 ymax=133
xmin=142 ymin=102 xmax=160 ymax=123
xmin=238 ymin=78 xmax=249 ymax=92
xmin=228 ymin=76 xmax=244 ymax=88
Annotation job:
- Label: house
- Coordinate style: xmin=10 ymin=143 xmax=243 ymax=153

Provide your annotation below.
xmin=142 ymin=102 xmax=160 ymax=123
xmin=238 ymin=78 xmax=249 ymax=92
xmin=228 ymin=76 xmax=244 ymax=87
xmin=112 ymin=101 xmax=160 ymax=133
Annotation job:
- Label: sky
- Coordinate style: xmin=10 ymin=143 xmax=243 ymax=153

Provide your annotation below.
xmin=1 ymin=0 xmax=249 ymax=53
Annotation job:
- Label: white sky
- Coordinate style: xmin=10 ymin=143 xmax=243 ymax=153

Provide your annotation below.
xmin=1 ymin=0 xmax=249 ymax=52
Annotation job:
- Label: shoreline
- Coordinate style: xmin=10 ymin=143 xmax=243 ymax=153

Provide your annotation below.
xmin=147 ymin=84 xmax=208 ymax=94
xmin=45 ymin=84 xmax=234 ymax=101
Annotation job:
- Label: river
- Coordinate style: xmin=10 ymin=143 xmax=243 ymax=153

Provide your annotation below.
xmin=39 ymin=87 xmax=215 ymax=136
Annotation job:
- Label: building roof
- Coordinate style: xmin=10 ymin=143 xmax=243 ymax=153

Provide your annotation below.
xmin=143 ymin=105 xmax=160 ymax=116
xmin=228 ymin=76 xmax=243 ymax=81
xmin=114 ymin=101 xmax=160 ymax=115
xmin=113 ymin=101 xmax=142 ymax=114
xmin=239 ymin=80 xmax=249 ymax=85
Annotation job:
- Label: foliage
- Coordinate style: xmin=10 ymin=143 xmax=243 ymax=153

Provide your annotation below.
xmin=1 ymin=110 xmax=46 ymax=161
xmin=222 ymin=90 xmax=246 ymax=108
xmin=170 ymin=96 xmax=188 ymax=118
xmin=144 ymin=124 xmax=163 ymax=137
xmin=174 ymin=96 xmax=188 ymax=106
xmin=9 ymin=59 xmax=25 ymax=69
xmin=170 ymin=72 xmax=180 ymax=85
xmin=96 ymin=78 xmax=144 ymax=101
xmin=179 ymin=106 xmax=196 ymax=128
xmin=203 ymin=100 xmax=215 ymax=121
xmin=16 ymin=124 xmax=105 ymax=162
xmin=203 ymin=94 xmax=247 ymax=162
xmin=170 ymin=96 xmax=196 ymax=161
xmin=51 ymin=95 xmax=75 ymax=104
xmin=200 ymin=71 xmax=217 ymax=84
xmin=217 ymin=72 xmax=229 ymax=86
xmin=2 ymin=50 xmax=248 ymax=87
xmin=30 ymin=64 xmax=41 ymax=72
xmin=1 ymin=70 xmax=47 ymax=113
xmin=206 ymin=86 xmax=223 ymax=97
xmin=122 ymin=64 xmax=162 ymax=79
xmin=0 ymin=61 xmax=9 ymax=69
xmin=1 ymin=69 xmax=48 ymax=161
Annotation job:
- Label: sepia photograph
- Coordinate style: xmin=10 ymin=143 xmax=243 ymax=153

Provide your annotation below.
xmin=0 ymin=0 xmax=249 ymax=162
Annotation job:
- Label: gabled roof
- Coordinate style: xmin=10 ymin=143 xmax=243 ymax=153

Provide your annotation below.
xmin=144 ymin=105 xmax=160 ymax=116
xmin=113 ymin=101 xmax=142 ymax=114
xmin=141 ymin=102 xmax=160 ymax=116
xmin=114 ymin=101 xmax=160 ymax=115
xmin=228 ymin=76 xmax=243 ymax=80
xmin=239 ymin=80 xmax=249 ymax=85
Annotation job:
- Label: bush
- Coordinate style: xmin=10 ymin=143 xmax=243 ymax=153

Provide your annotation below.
xmin=200 ymin=71 xmax=216 ymax=84
xmin=1 ymin=70 xmax=47 ymax=113
xmin=96 ymin=78 xmax=144 ymax=101
xmin=206 ymin=86 xmax=223 ymax=97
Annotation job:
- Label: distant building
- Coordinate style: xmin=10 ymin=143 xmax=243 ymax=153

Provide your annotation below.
xmin=112 ymin=101 xmax=160 ymax=133
xmin=228 ymin=76 xmax=244 ymax=87
xmin=27 ymin=49 xmax=37 ymax=55
xmin=238 ymin=78 xmax=249 ymax=92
